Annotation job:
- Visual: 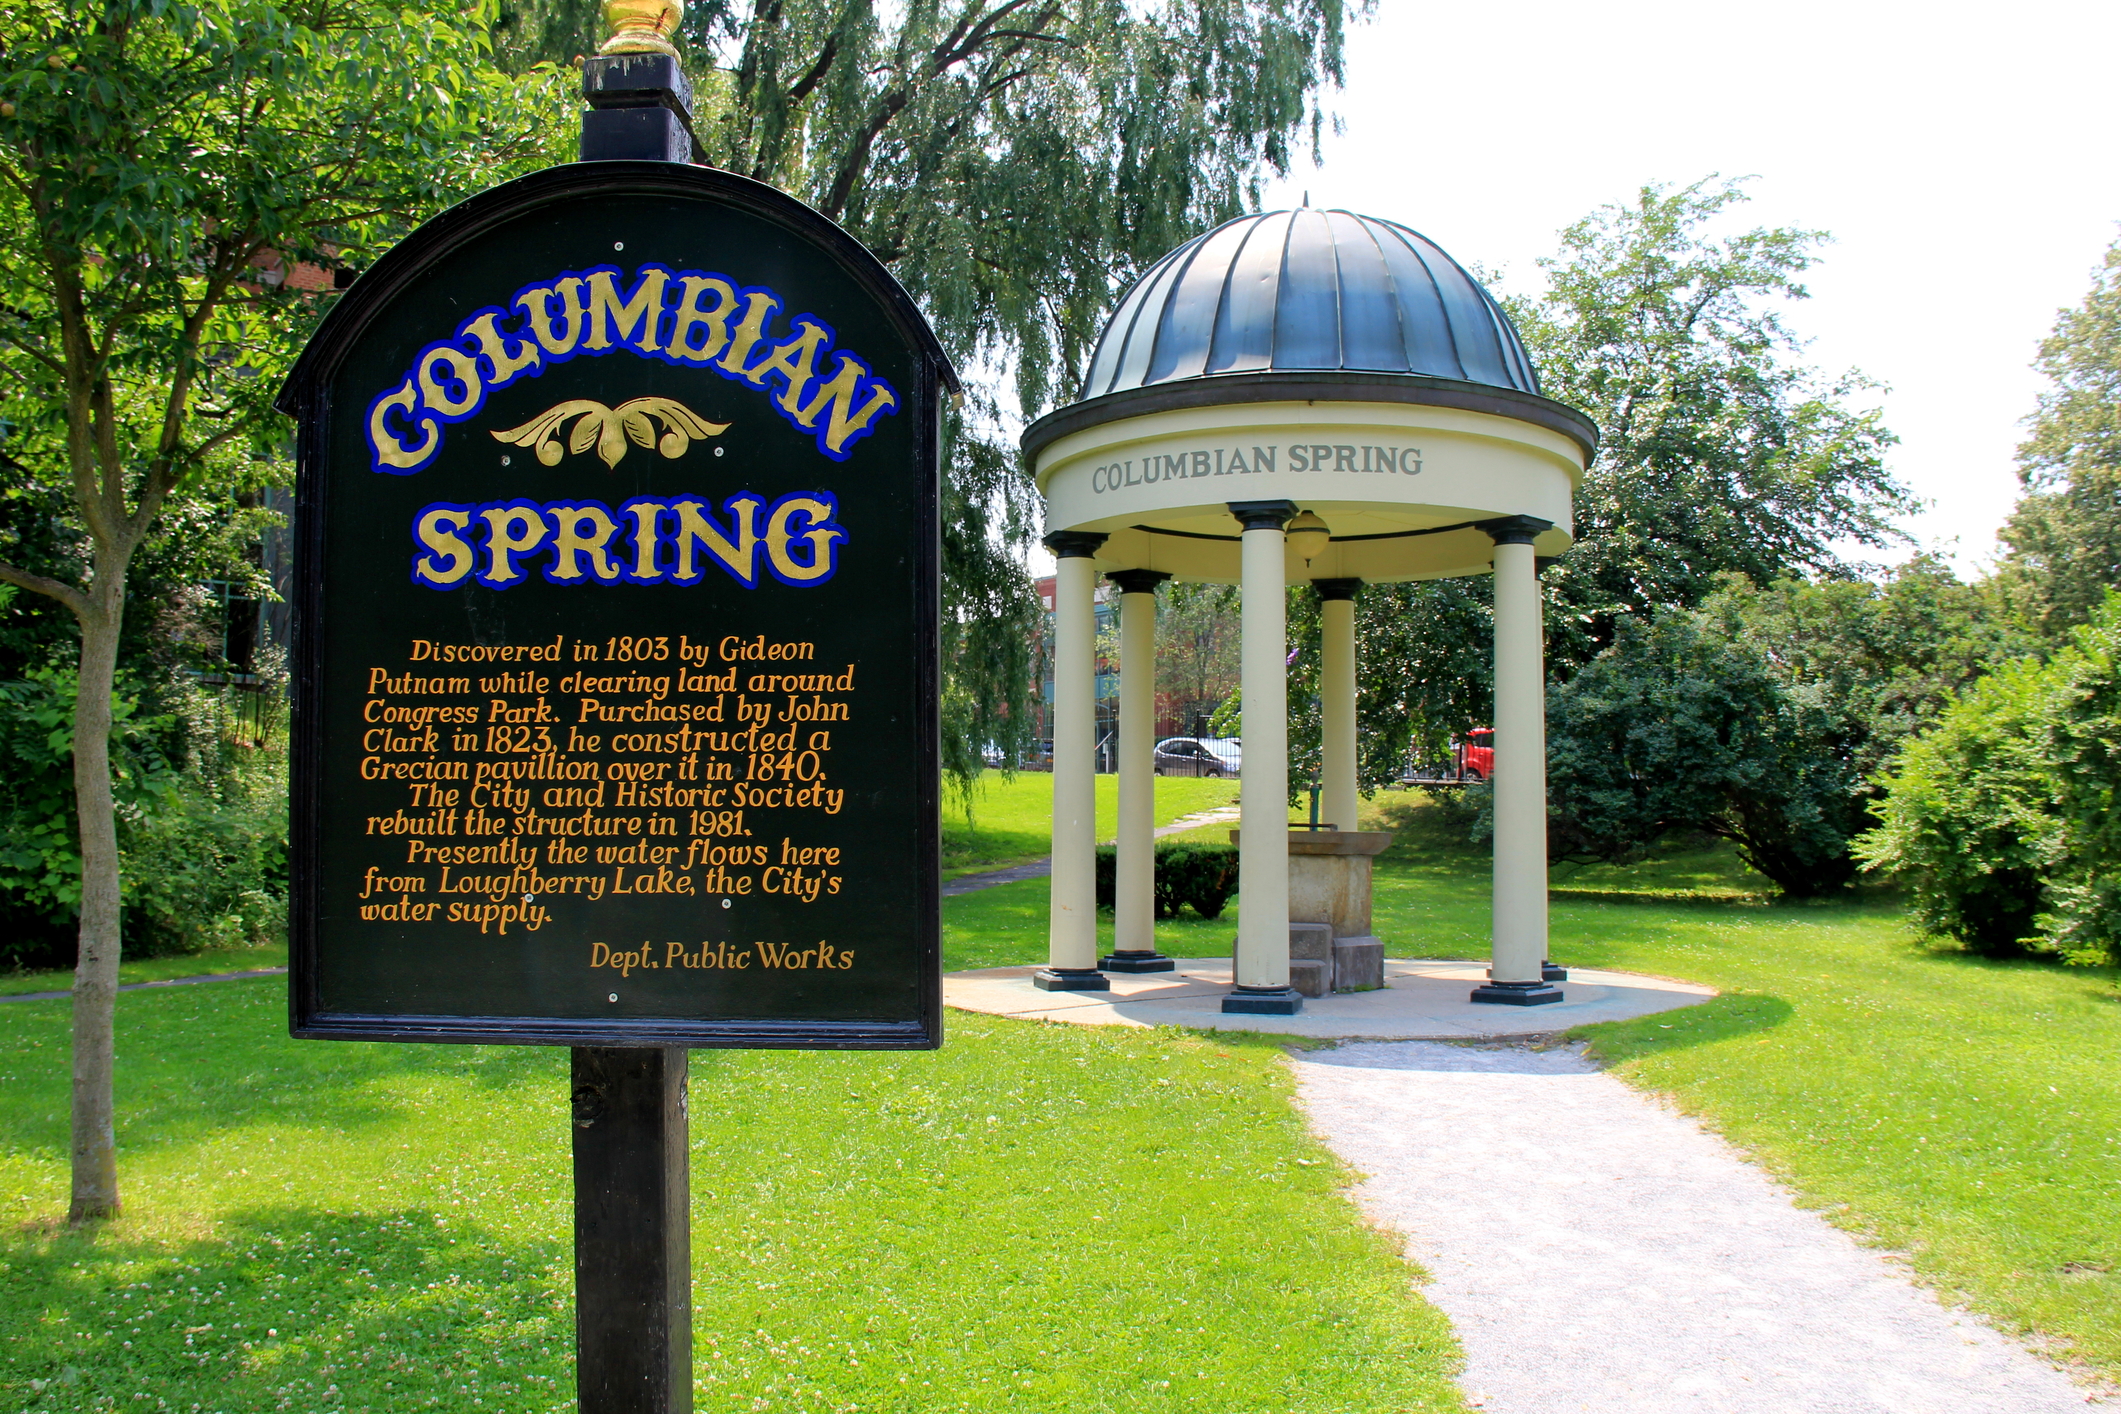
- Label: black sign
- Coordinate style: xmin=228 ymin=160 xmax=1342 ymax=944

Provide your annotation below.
xmin=277 ymin=163 xmax=951 ymax=1048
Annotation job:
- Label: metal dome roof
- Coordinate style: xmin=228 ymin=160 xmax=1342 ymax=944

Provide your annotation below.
xmin=1080 ymin=207 xmax=1539 ymax=400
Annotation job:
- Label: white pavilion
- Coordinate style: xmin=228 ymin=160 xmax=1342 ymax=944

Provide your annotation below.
xmin=1019 ymin=208 xmax=1598 ymax=1014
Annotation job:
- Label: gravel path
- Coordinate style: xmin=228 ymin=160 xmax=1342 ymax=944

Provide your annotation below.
xmin=1294 ymin=1041 xmax=2102 ymax=1413
xmin=0 ymin=966 xmax=288 ymax=1005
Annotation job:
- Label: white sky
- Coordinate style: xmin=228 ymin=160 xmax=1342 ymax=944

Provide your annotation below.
xmin=1247 ymin=0 xmax=2121 ymax=577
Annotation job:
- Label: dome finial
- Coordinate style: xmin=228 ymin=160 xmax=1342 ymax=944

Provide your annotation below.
xmin=1301 ymin=190 xmax=1310 ymax=208
xmin=600 ymin=0 xmax=684 ymax=56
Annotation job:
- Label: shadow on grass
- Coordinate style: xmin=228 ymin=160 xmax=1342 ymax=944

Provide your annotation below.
xmin=1573 ymin=993 xmax=1797 ymax=1060
xmin=0 ymin=1207 xmax=570 ymax=1412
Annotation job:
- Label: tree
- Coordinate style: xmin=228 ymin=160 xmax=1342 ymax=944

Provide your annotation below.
xmin=1157 ymin=581 xmax=1240 ymax=733
xmin=1543 ymin=609 xmax=1866 ymax=896
xmin=1288 ymin=577 xmax=1491 ymax=792
xmin=1535 ymin=565 xmax=2022 ymax=897
xmin=1329 ymin=178 xmax=1915 ymax=784
xmin=0 ymin=0 xmax=564 ymax=1221
xmin=1695 ymin=558 xmax=2029 ymax=783
xmin=1993 ymin=235 xmax=2121 ymax=639
xmin=1519 ymin=177 xmax=1915 ymax=665
xmin=492 ymin=0 xmax=1360 ymax=788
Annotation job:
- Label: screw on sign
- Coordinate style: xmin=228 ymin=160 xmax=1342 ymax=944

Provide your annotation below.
xmin=274 ymin=11 xmax=952 ymax=1410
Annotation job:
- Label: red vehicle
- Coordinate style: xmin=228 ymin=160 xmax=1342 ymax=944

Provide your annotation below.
xmin=1400 ymin=728 xmax=1496 ymax=786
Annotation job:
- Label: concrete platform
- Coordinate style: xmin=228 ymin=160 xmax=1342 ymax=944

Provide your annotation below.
xmin=943 ymin=958 xmax=1716 ymax=1039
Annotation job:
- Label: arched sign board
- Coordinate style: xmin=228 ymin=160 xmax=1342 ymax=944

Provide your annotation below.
xmin=277 ymin=162 xmax=952 ymax=1050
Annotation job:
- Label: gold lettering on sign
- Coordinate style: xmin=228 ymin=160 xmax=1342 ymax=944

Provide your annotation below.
xmin=350 ymin=632 xmax=859 ymax=959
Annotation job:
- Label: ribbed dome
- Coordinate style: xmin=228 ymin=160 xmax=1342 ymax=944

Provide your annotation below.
xmin=1080 ymin=208 xmax=1539 ymax=401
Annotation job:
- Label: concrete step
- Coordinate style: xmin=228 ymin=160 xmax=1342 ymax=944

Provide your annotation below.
xmin=1290 ymin=958 xmax=1332 ymax=998
xmin=1333 ymin=936 xmax=1385 ymax=992
xmin=1289 ymin=921 xmax=1335 ymax=962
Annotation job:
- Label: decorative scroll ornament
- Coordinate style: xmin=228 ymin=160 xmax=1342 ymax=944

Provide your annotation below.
xmin=491 ymin=398 xmax=729 ymax=469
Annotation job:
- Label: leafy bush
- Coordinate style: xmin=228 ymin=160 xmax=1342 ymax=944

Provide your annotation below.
xmin=1095 ymin=842 xmax=1240 ymax=919
xmin=0 ymin=668 xmax=287 ymax=970
xmin=0 ymin=669 xmax=177 ymax=967
xmin=1852 ymin=662 xmax=2059 ymax=954
xmin=1861 ymin=597 xmax=2121 ymax=965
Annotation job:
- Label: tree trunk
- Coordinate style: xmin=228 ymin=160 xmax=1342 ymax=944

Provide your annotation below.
xmin=68 ymin=572 xmax=128 ymax=1223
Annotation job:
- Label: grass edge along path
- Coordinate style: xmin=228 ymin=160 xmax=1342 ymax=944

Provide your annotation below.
xmin=0 ymin=978 xmax=1470 ymax=1413
xmin=946 ymin=789 xmax=2121 ymax=1385
xmin=1372 ymin=792 xmax=2121 ymax=1385
xmin=1562 ymin=923 xmax=2121 ymax=1390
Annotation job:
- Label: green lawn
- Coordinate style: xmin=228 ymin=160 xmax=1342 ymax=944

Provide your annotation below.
xmin=942 ymin=769 xmax=1240 ymax=877
xmin=947 ymin=789 xmax=2121 ymax=1380
xmin=944 ymin=877 xmax=1237 ymax=971
xmin=0 ymin=981 xmax=1467 ymax=1413
xmin=15 ymin=784 xmax=2121 ymax=1403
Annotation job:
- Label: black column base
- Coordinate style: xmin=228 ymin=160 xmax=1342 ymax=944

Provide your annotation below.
xmin=1542 ymin=960 xmax=1569 ymax=982
xmin=1222 ymin=985 xmax=1303 ymax=1016
xmin=1033 ymin=967 xmax=1110 ymax=992
xmin=1470 ymin=980 xmax=1565 ymax=1006
xmin=1100 ymin=950 xmax=1175 ymax=973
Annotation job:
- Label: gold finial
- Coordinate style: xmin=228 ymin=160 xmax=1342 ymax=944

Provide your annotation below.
xmin=599 ymin=0 xmax=684 ymax=57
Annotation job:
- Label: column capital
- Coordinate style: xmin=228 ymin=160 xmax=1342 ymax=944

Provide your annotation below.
xmin=1227 ymin=499 xmax=1298 ymax=532
xmin=1475 ymin=515 xmax=1553 ymax=547
xmin=1312 ymin=577 xmax=1363 ymax=602
xmin=1534 ymin=555 xmax=1562 ymax=577
xmin=1107 ymin=569 xmax=1172 ymax=595
xmin=1042 ymin=530 xmax=1108 ymax=560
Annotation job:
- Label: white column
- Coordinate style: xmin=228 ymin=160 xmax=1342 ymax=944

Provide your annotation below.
xmin=1476 ymin=519 xmax=1561 ymax=1004
xmin=1316 ymin=580 xmax=1361 ymax=834
xmin=1036 ymin=533 xmax=1107 ymax=990
xmin=1225 ymin=502 xmax=1299 ymax=1013
xmin=1106 ymin=570 xmax=1173 ymax=970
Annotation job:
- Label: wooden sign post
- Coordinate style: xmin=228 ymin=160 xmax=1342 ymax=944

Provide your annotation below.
xmin=277 ymin=51 xmax=952 ymax=1411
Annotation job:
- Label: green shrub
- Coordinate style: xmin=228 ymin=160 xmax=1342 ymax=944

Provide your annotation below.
xmin=1853 ymin=661 xmax=2059 ymax=954
xmin=123 ymin=740 xmax=288 ymax=956
xmin=1094 ymin=842 xmax=1240 ymax=919
xmin=1859 ymin=596 xmax=2121 ymax=965
xmin=2041 ymin=606 xmax=2121 ymax=964
xmin=0 ymin=668 xmax=177 ymax=967
xmin=0 ymin=669 xmax=287 ymax=969
xmin=1544 ymin=612 xmax=1867 ymax=895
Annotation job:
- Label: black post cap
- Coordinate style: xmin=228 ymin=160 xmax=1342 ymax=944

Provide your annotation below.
xmin=1043 ymin=531 xmax=1108 ymax=559
xmin=1107 ymin=569 xmax=1172 ymax=595
xmin=1312 ymin=577 xmax=1363 ymax=602
xmin=1227 ymin=500 xmax=1298 ymax=531
xmin=1474 ymin=515 xmax=1553 ymax=547
xmin=584 ymin=52 xmax=694 ymax=110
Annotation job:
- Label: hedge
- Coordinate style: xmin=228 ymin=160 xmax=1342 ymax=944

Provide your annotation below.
xmin=1093 ymin=841 xmax=1239 ymax=919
